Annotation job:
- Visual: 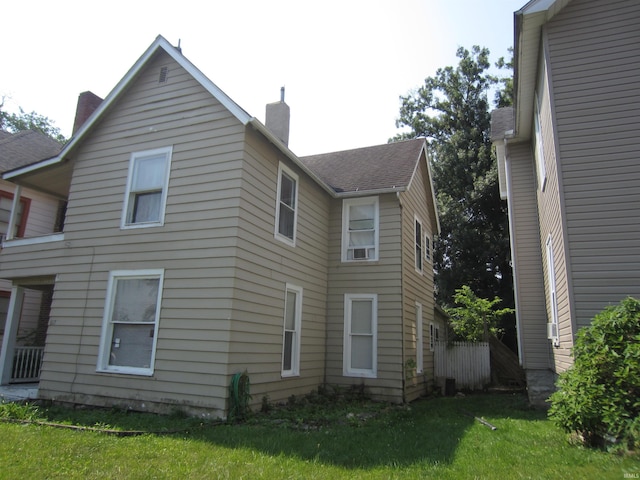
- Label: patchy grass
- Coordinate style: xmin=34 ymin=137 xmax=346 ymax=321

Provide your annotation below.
xmin=0 ymin=392 xmax=637 ymax=479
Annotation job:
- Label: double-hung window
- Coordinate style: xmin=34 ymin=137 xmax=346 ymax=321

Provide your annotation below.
xmin=534 ymin=94 xmax=546 ymax=191
xmin=425 ymin=234 xmax=431 ymax=262
xmin=275 ymin=163 xmax=298 ymax=245
xmin=97 ymin=270 xmax=164 ymax=376
xmin=343 ymin=293 xmax=377 ymax=378
xmin=415 ymin=217 xmax=423 ymax=273
xmin=282 ymin=283 xmax=302 ymax=376
xmin=122 ymin=147 xmax=172 ymax=228
xmin=342 ymin=196 xmax=379 ymax=261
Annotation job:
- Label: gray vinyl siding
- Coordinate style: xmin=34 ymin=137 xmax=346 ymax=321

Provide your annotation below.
xmin=547 ymin=0 xmax=640 ymax=329
xmin=534 ymin=48 xmax=574 ymax=372
xmin=226 ymin=128 xmax=329 ymax=406
xmin=399 ymin=153 xmax=437 ymax=401
xmin=18 ymin=51 xmax=248 ymax=415
xmin=324 ymin=193 xmax=404 ymax=403
xmin=506 ymin=143 xmax=551 ymax=370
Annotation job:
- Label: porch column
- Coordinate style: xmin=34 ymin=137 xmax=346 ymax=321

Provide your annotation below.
xmin=0 ymin=286 xmax=24 ymax=384
xmin=5 ymin=185 xmax=22 ymax=241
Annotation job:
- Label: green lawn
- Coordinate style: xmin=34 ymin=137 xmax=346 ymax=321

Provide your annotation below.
xmin=0 ymin=393 xmax=637 ymax=479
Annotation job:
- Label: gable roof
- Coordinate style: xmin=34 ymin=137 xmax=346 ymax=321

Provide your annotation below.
xmin=300 ymin=139 xmax=426 ymax=195
xmin=0 ymin=130 xmax=62 ymax=173
xmin=2 ymin=35 xmax=334 ymax=197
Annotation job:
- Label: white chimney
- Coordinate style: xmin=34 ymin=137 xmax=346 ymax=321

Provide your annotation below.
xmin=265 ymin=87 xmax=290 ymax=146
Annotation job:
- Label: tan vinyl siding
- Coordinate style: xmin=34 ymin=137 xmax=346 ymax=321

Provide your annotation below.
xmin=226 ymin=128 xmax=329 ymax=406
xmin=547 ymin=0 xmax=640 ymax=332
xmin=399 ymin=153 xmax=437 ymax=401
xmin=29 ymin=51 xmax=247 ymax=415
xmin=506 ymin=143 xmax=552 ymax=370
xmin=534 ymin=47 xmax=573 ymax=372
xmin=324 ymin=193 xmax=404 ymax=403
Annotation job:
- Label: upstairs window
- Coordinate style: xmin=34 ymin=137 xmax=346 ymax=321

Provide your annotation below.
xmin=122 ymin=147 xmax=172 ymax=228
xmin=275 ymin=163 xmax=298 ymax=245
xmin=0 ymin=191 xmax=31 ymax=239
xmin=342 ymin=196 xmax=379 ymax=262
xmin=415 ymin=217 xmax=423 ymax=273
xmin=534 ymin=94 xmax=547 ymax=191
xmin=425 ymin=234 xmax=432 ymax=262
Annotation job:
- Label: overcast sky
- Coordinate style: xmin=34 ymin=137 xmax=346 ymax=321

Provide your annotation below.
xmin=2 ymin=0 xmax=522 ymax=156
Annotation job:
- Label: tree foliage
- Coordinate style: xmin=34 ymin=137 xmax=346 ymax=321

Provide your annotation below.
xmin=446 ymin=285 xmax=513 ymax=342
xmin=394 ymin=46 xmax=513 ymax=316
xmin=548 ymin=297 xmax=640 ymax=451
xmin=0 ymin=99 xmax=66 ymax=144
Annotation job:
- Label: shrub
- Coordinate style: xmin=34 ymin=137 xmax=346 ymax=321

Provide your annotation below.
xmin=548 ymin=297 xmax=640 ymax=450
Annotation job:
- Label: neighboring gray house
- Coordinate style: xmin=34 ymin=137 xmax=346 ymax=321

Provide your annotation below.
xmin=491 ymin=0 xmax=640 ymax=404
xmin=0 ymin=36 xmax=440 ymax=417
xmin=0 ymin=130 xmax=62 ymax=381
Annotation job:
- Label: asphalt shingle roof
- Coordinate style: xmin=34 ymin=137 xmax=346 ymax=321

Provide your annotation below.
xmin=300 ymin=138 xmax=426 ymax=194
xmin=0 ymin=130 xmax=62 ymax=173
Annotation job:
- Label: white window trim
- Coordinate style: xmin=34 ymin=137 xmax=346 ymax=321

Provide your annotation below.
xmin=534 ymin=94 xmax=547 ymax=192
xmin=415 ymin=215 xmax=424 ymax=274
xmin=341 ymin=196 xmax=379 ymax=262
xmin=343 ymin=293 xmax=378 ymax=378
xmin=274 ymin=162 xmax=299 ymax=246
xmin=281 ymin=283 xmax=303 ymax=377
xmin=121 ymin=146 xmax=173 ymax=229
xmin=416 ymin=302 xmax=423 ymax=374
xmin=425 ymin=232 xmax=432 ymax=263
xmin=97 ymin=269 xmax=164 ymax=376
xmin=546 ymin=235 xmax=559 ymax=346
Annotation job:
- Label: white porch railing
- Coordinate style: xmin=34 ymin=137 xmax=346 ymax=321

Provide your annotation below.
xmin=11 ymin=346 xmax=45 ymax=383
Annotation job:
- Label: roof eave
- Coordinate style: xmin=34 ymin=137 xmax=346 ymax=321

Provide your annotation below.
xmin=513 ymin=0 xmax=570 ymax=140
xmin=248 ymin=119 xmax=337 ymax=197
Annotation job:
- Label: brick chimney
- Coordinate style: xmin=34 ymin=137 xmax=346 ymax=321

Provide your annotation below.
xmin=72 ymin=91 xmax=103 ymax=135
xmin=265 ymin=87 xmax=290 ymax=146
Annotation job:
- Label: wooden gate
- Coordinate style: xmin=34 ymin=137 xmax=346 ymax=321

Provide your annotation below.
xmin=434 ymin=341 xmax=490 ymax=391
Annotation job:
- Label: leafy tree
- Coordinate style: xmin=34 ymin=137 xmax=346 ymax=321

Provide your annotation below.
xmin=394 ymin=46 xmax=513 ymax=325
xmin=446 ymin=285 xmax=513 ymax=341
xmin=0 ymin=98 xmax=66 ymax=144
xmin=548 ymin=297 xmax=640 ymax=451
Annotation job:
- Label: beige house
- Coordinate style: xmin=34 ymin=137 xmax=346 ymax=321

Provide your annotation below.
xmin=0 ymin=36 xmax=440 ymax=417
xmin=491 ymin=0 xmax=640 ymax=404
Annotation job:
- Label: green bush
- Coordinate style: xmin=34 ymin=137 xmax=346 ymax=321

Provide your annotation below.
xmin=548 ymin=297 xmax=640 ymax=450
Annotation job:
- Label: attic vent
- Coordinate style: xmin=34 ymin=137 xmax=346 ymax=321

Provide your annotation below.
xmin=159 ymin=66 xmax=168 ymax=83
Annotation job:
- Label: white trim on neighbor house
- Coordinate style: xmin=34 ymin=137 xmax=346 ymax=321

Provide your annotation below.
xmin=281 ymin=283 xmax=303 ymax=377
xmin=274 ymin=162 xmax=299 ymax=247
xmin=416 ymin=302 xmax=424 ymax=374
xmin=121 ymin=146 xmax=173 ymax=229
xmin=97 ymin=269 xmax=165 ymax=376
xmin=343 ymin=293 xmax=378 ymax=378
xmin=341 ymin=196 xmax=379 ymax=262
xmin=546 ymin=235 xmax=559 ymax=346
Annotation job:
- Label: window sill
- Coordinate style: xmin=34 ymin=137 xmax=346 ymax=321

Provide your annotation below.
xmin=2 ymin=233 xmax=64 ymax=247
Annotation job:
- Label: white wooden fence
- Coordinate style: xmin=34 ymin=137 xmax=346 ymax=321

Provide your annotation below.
xmin=434 ymin=341 xmax=490 ymax=391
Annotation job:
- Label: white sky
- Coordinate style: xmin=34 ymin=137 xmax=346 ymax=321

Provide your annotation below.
xmin=1 ymin=0 xmax=522 ymax=156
